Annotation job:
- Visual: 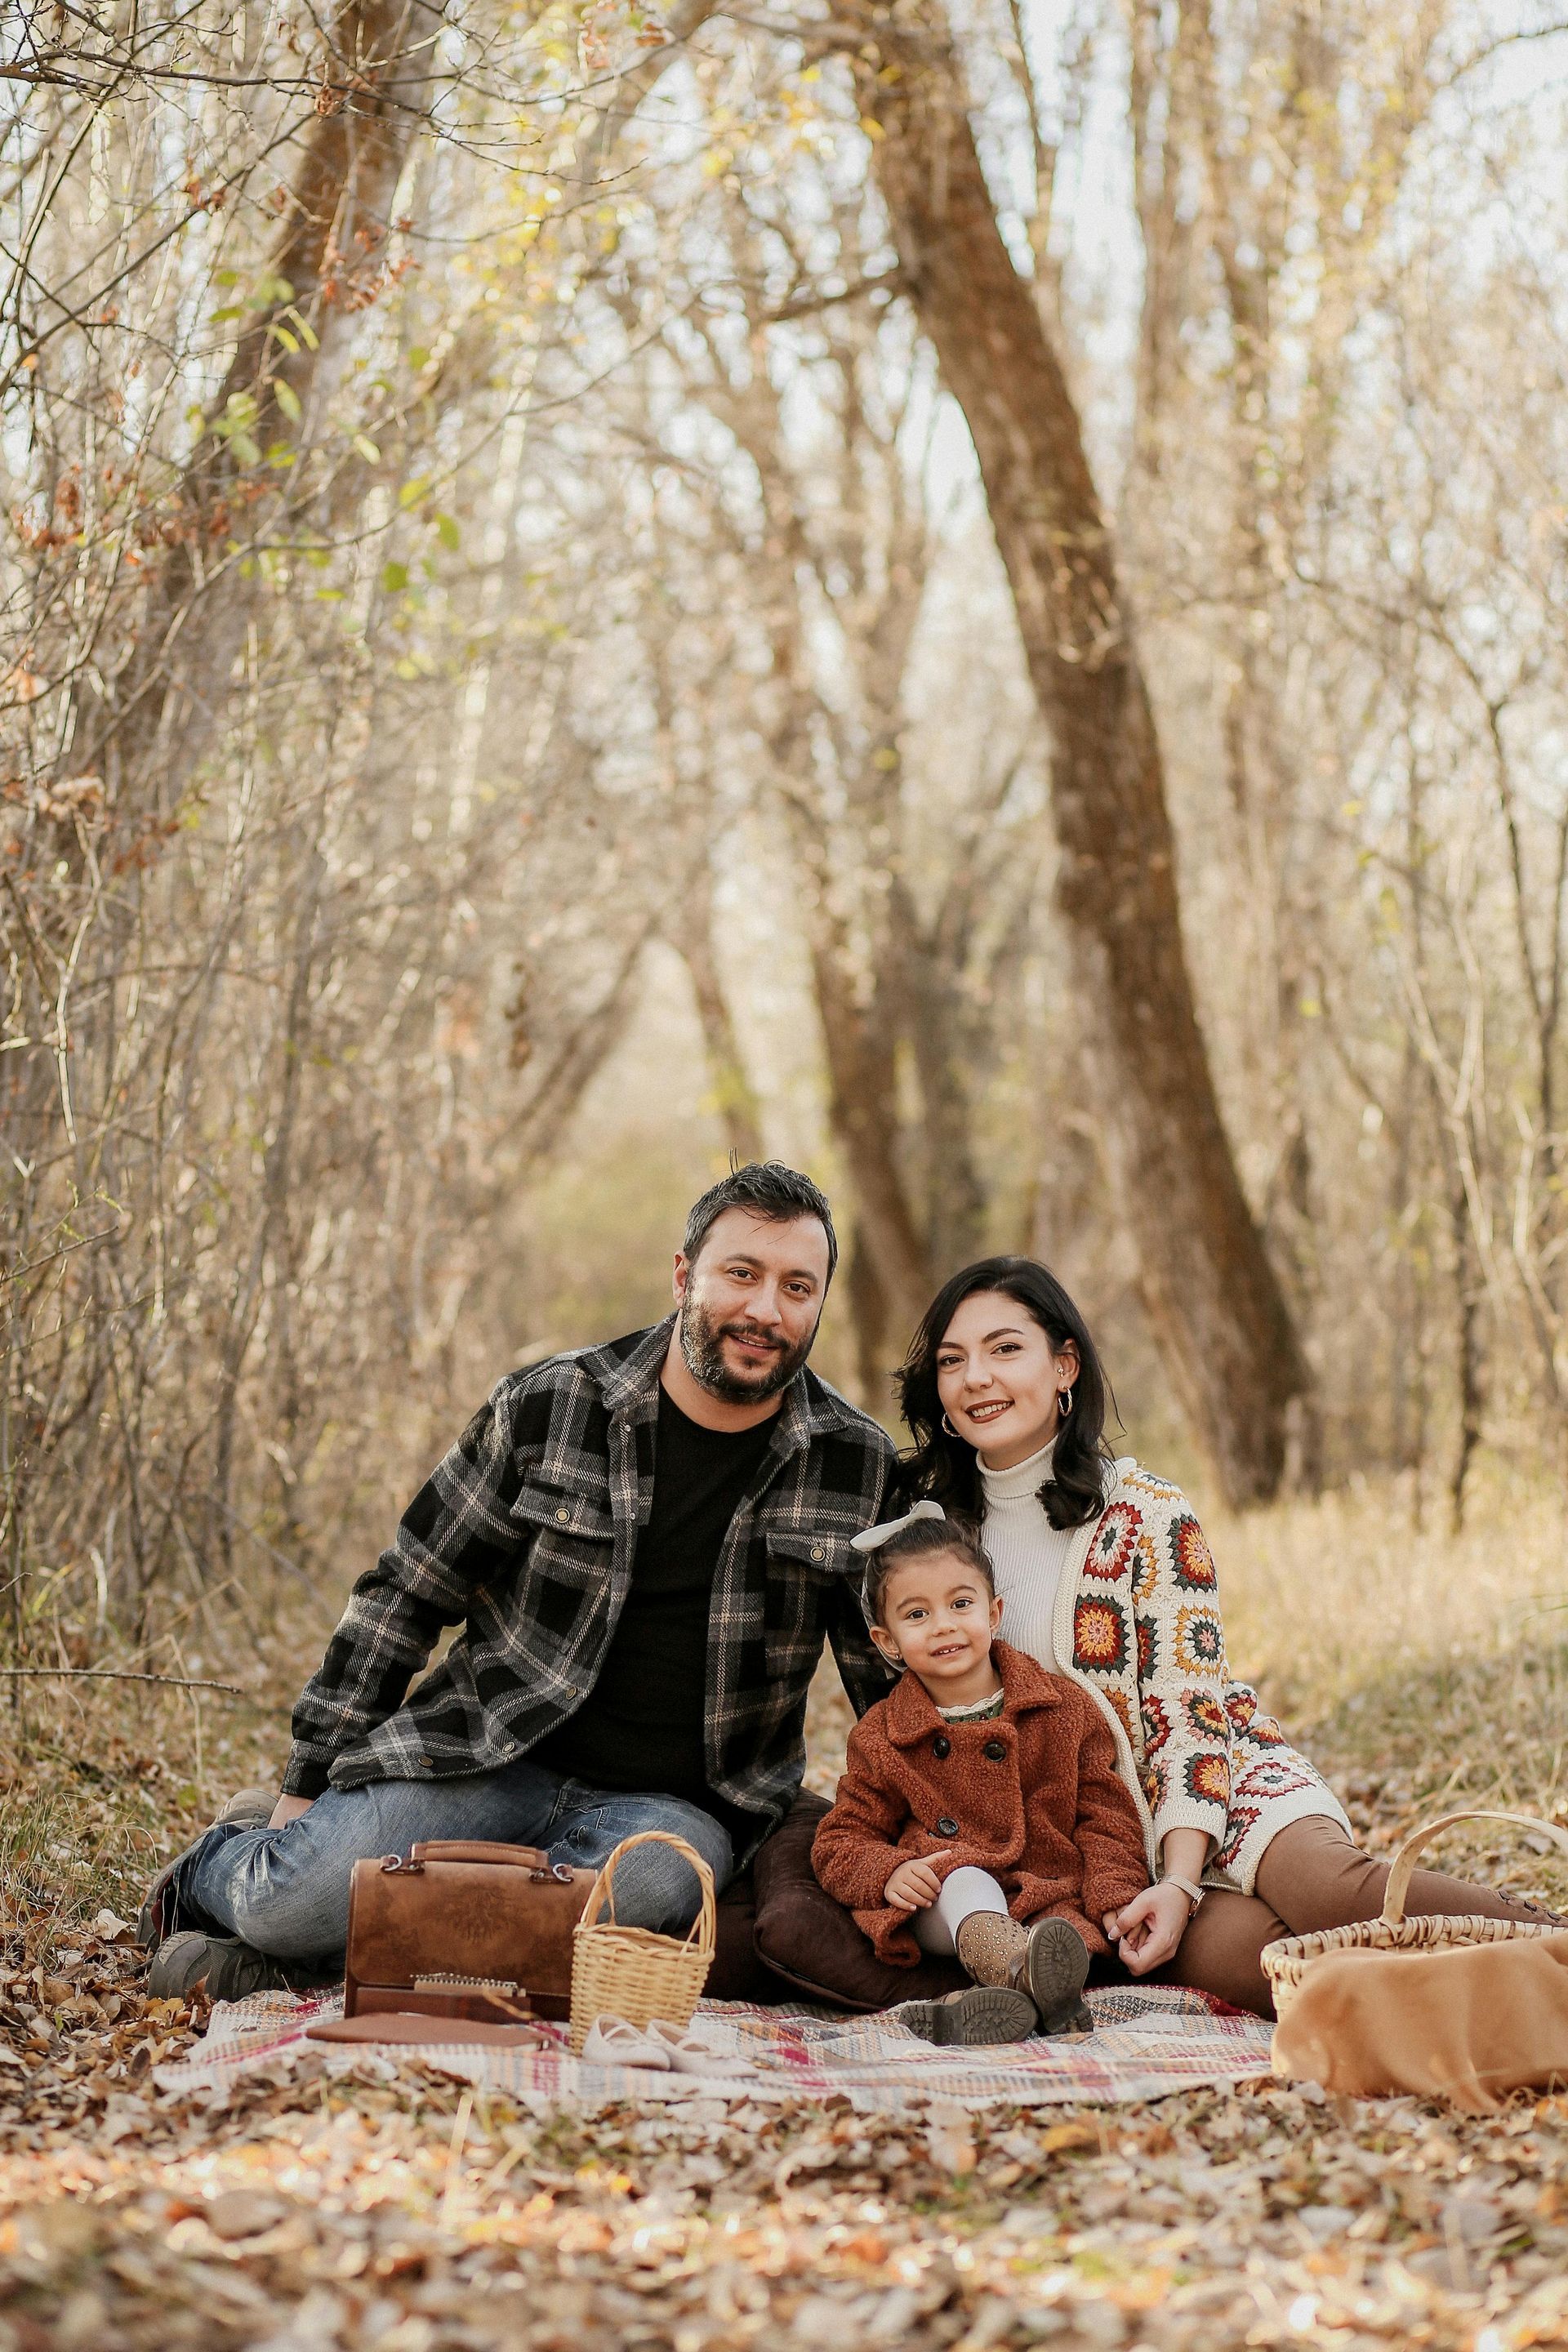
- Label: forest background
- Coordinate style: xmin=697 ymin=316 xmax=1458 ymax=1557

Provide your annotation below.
xmin=12 ymin=7 xmax=1568 ymax=2347
xmin=7 ymin=0 xmax=1568 ymax=1820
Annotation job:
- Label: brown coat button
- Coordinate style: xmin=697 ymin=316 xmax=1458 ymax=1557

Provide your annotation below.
xmin=984 ymin=1740 xmax=1006 ymax=1760
xmin=936 ymin=1815 xmax=959 ymax=1838
xmin=933 ymin=1735 xmax=951 ymax=1759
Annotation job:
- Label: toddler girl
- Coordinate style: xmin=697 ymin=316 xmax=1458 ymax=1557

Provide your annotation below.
xmin=813 ymin=1504 xmax=1150 ymax=2045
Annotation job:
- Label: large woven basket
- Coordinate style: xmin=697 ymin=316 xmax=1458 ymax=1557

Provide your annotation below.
xmin=568 ymin=1831 xmax=715 ymax=2054
xmin=1263 ymin=1807 xmax=1568 ymax=2018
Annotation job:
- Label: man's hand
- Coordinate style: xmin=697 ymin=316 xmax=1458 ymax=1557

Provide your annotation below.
xmin=1103 ymin=1880 xmax=1193 ymax=1975
xmin=884 ymin=1852 xmax=951 ymax=1912
xmin=268 ymin=1793 xmax=314 ymax=1829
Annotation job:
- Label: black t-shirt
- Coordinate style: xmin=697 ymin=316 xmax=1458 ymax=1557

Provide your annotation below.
xmin=528 ymin=1384 xmax=775 ymax=1831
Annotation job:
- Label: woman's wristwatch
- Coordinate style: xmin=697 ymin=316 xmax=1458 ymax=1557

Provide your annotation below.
xmin=1161 ymin=1872 xmax=1205 ymax=1913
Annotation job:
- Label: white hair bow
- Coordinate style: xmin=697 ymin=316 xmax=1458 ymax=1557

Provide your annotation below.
xmin=849 ymin=1500 xmax=947 ymax=1554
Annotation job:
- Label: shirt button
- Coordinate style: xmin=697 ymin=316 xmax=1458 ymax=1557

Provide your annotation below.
xmin=932 ymin=1735 xmax=951 ymax=1760
xmin=984 ymin=1740 xmax=1006 ymax=1761
xmin=809 ymin=1544 xmax=826 ymax=1563
xmin=419 ymin=1755 xmax=434 ymax=1770
xmin=555 ymin=1506 xmax=570 ymax=1524
xmin=936 ymin=1816 xmax=959 ymax=1838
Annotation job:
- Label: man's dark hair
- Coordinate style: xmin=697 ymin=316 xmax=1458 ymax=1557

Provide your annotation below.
xmin=863 ymin=1512 xmax=994 ymax=1628
xmin=682 ymin=1161 xmax=839 ymax=1284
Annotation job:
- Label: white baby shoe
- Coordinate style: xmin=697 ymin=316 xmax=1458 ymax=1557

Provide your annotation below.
xmin=644 ymin=2019 xmax=742 ymax=2077
xmin=581 ymin=2015 xmax=672 ymax=2069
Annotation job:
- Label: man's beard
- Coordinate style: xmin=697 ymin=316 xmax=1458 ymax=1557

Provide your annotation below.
xmin=679 ymin=1290 xmax=817 ymax=1405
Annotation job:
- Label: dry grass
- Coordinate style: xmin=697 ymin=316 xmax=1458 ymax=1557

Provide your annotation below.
xmin=7 ymin=1476 xmax=1568 ymax=2351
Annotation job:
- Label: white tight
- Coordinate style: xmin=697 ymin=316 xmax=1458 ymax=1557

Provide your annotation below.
xmin=911 ymin=1864 xmax=1011 ymax=1956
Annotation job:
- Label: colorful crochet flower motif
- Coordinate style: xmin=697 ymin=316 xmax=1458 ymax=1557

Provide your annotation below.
xmin=1186 ymin=1751 xmax=1232 ymax=1807
xmin=1136 ymin=1613 xmax=1158 ymax=1683
xmin=1088 ymin=1503 xmax=1140 ymax=1583
xmin=1169 ymin=1516 xmax=1218 ymax=1592
xmin=1234 ymin=1757 xmax=1313 ymax=1802
xmin=1217 ymin=1802 xmax=1261 ymax=1867
xmin=1184 ymin=1690 xmax=1230 ymax=1740
xmin=1130 ymin=1532 xmax=1160 ymax=1605
xmin=1141 ymin=1694 xmax=1172 ymax=1756
xmin=1141 ymin=1758 xmax=1169 ymax=1813
xmin=1227 ymin=1686 xmax=1285 ymax=1746
xmin=1104 ymin=1685 xmax=1136 ymax=1744
xmin=1073 ymin=1594 xmax=1129 ymax=1674
xmin=1223 ymin=1686 xmax=1258 ymax=1731
xmin=1174 ymin=1605 xmax=1226 ymax=1676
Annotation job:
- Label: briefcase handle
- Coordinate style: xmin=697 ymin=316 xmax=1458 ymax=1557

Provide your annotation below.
xmin=406 ymin=1840 xmax=575 ymax=1879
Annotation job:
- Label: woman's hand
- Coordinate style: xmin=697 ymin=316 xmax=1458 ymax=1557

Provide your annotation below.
xmin=1103 ymin=1880 xmax=1193 ymax=1975
xmin=884 ymin=1853 xmax=951 ymax=1912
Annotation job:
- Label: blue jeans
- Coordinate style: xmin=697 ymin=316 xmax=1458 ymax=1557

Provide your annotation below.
xmin=177 ymin=1755 xmax=735 ymax=1967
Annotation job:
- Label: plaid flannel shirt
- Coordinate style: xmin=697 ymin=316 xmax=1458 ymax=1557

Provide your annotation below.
xmin=284 ymin=1317 xmax=898 ymax=1852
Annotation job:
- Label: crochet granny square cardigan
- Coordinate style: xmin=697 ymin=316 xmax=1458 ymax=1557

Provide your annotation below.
xmin=1045 ymin=1459 xmax=1348 ymax=1893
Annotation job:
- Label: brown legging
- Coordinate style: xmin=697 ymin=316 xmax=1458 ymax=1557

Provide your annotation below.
xmin=1151 ymin=1814 xmax=1559 ymax=2017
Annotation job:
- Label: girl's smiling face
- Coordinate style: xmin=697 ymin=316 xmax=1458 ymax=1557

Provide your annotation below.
xmin=934 ymin=1288 xmax=1079 ymax=1469
xmin=869 ymin=1548 xmax=1003 ymax=1695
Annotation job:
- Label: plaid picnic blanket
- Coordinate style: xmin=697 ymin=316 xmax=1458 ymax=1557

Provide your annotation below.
xmin=156 ymin=1984 xmax=1274 ymax=2113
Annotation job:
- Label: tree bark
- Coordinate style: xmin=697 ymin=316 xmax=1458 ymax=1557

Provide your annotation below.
xmin=845 ymin=8 xmax=1309 ymax=1503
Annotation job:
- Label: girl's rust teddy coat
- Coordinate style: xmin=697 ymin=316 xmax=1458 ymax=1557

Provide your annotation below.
xmin=812 ymin=1640 xmax=1150 ymax=1967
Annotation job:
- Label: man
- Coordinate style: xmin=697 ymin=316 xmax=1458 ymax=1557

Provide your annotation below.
xmin=142 ymin=1162 xmax=897 ymax=1999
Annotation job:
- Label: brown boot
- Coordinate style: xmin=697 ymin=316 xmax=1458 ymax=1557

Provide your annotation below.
xmin=956 ymin=1912 xmax=1093 ymax=2035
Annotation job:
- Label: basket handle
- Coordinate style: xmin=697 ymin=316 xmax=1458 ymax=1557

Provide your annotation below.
xmin=1383 ymin=1808 xmax=1568 ymax=1926
xmin=580 ymin=1831 xmax=717 ymax=1955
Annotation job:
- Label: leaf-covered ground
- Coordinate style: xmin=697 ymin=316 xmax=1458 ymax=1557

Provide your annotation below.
xmin=6 ymin=1484 xmax=1568 ymax=2350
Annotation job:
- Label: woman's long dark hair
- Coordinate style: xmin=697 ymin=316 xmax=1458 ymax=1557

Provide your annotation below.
xmin=896 ymin=1258 xmax=1117 ymax=1530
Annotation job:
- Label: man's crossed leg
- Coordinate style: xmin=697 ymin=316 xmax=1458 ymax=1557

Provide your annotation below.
xmin=150 ymin=1753 xmax=733 ymax=2000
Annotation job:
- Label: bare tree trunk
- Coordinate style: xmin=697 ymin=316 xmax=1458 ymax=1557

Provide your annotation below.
xmin=670 ymin=865 xmax=765 ymax=1164
xmin=844 ymin=7 xmax=1309 ymax=1503
xmin=94 ymin=0 xmax=443 ymax=800
xmin=809 ymin=941 xmax=933 ymax=1349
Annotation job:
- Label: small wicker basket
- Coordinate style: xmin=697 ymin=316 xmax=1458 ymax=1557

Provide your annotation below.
xmin=568 ymin=1830 xmax=716 ymax=2054
xmin=1263 ymin=1807 xmax=1568 ymax=2019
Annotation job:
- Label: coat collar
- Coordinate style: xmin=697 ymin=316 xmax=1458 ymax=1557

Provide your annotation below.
xmin=581 ymin=1315 xmax=869 ymax=1457
xmin=882 ymin=1639 xmax=1064 ymax=1746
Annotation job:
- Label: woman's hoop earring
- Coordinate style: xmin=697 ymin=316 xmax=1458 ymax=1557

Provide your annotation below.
xmin=942 ymin=1412 xmax=958 ymax=1437
xmin=1058 ymin=1387 xmax=1075 ymax=1419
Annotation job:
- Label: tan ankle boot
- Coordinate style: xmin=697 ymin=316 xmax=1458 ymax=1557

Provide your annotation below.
xmin=955 ymin=1911 xmax=1029 ymax=1987
xmin=956 ymin=1911 xmax=1093 ymax=2033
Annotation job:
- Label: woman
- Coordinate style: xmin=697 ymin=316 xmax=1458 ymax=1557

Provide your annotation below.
xmin=898 ymin=1255 xmax=1556 ymax=2016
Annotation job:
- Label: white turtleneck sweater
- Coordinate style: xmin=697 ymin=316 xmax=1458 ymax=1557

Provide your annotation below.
xmin=978 ymin=1435 xmax=1076 ymax=1670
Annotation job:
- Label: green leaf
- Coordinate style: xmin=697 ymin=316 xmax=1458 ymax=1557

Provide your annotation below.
xmin=394 ymin=657 xmax=422 ymax=679
xmin=283 ymin=306 xmax=319 ymax=351
xmin=352 ymin=434 xmax=381 ymax=464
xmin=213 ymin=270 xmax=242 ymax=288
xmin=210 ymin=305 xmax=244 ymax=323
xmin=270 ymin=323 xmax=300 ymax=355
xmin=399 ymin=476 xmax=430 ymax=510
xmin=408 ymin=345 xmax=430 ymax=369
xmin=435 ymin=512 xmax=460 ymax=551
xmin=381 ymin=560 xmax=408 ymax=593
xmin=229 ymin=431 xmax=261 ymax=466
xmin=314 ymin=587 xmax=345 ymax=601
xmin=274 ymin=380 xmax=302 ymax=423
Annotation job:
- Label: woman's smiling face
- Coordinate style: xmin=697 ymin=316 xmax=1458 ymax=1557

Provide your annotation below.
xmin=934 ymin=1288 xmax=1078 ymax=1469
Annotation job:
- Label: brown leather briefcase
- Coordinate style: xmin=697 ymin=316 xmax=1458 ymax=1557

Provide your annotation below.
xmin=344 ymin=1840 xmax=596 ymax=2025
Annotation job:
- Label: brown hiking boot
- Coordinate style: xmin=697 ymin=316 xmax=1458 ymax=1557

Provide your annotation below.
xmin=146 ymin=1930 xmax=304 ymax=2005
xmin=892 ymin=1985 xmax=1040 ymax=2045
xmin=956 ymin=1911 xmax=1094 ymax=2034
